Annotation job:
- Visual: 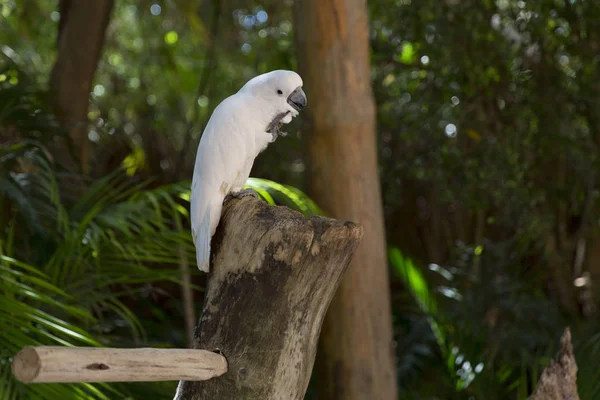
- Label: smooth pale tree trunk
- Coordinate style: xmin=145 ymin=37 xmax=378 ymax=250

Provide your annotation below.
xmin=294 ymin=1 xmax=398 ymax=398
xmin=49 ymin=0 xmax=114 ymax=173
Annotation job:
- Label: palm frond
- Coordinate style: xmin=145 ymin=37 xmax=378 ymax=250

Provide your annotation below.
xmin=388 ymin=247 xmax=487 ymax=393
xmin=245 ymin=177 xmax=323 ymax=217
xmin=1 ymin=93 xmax=198 ymax=396
xmin=0 ymin=253 xmax=131 ymax=400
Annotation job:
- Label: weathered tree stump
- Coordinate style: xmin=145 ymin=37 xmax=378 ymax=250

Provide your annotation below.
xmin=529 ymin=328 xmax=579 ymax=400
xmin=174 ymin=196 xmax=363 ymax=399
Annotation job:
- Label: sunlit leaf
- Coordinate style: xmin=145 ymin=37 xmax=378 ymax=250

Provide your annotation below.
xmin=164 ymin=31 xmax=178 ymax=45
xmin=396 ymin=42 xmax=416 ymax=65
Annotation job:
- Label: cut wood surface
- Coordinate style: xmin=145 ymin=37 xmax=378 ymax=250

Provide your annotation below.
xmin=174 ymin=196 xmax=363 ymax=400
xmin=11 ymin=346 xmax=227 ymax=383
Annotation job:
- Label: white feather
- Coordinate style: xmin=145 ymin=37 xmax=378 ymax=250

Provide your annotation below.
xmin=193 ymin=205 xmax=211 ymax=272
xmin=190 ymin=70 xmax=305 ymax=272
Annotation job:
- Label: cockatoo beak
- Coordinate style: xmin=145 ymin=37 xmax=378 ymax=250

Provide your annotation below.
xmin=287 ymin=87 xmax=307 ymax=112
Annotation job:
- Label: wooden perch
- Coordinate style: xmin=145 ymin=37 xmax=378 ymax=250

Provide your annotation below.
xmin=529 ymin=328 xmax=580 ymax=400
xmin=11 ymin=346 xmax=227 ymax=383
xmin=174 ymin=196 xmax=363 ymax=400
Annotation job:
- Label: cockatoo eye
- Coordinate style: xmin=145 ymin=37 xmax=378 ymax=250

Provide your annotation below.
xmin=277 ymin=89 xmax=283 ymax=95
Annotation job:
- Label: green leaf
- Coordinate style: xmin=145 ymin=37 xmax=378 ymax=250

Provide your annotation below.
xmin=396 ymin=42 xmax=416 ymax=65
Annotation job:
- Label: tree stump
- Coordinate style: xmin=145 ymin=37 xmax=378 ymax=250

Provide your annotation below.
xmin=174 ymin=196 xmax=363 ymax=400
xmin=529 ymin=328 xmax=579 ymax=400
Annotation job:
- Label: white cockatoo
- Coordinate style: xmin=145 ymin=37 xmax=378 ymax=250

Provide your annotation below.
xmin=190 ymin=70 xmax=307 ymax=272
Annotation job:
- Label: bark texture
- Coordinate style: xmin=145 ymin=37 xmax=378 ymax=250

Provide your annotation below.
xmin=50 ymin=0 xmax=114 ymax=173
xmin=174 ymin=196 xmax=363 ymax=400
xmin=529 ymin=328 xmax=580 ymax=400
xmin=294 ymin=0 xmax=398 ymax=398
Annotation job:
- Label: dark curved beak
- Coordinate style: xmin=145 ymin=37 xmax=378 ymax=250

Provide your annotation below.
xmin=287 ymin=87 xmax=307 ymax=112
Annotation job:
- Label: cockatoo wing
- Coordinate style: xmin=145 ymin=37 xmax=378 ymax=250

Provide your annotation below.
xmin=190 ymin=98 xmax=249 ymax=272
xmin=191 ymin=110 xmax=222 ymax=272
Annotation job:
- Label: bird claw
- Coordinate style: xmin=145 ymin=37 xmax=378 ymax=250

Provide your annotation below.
xmin=266 ymin=112 xmax=291 ymax=140
xmin=224 ymin=189 xmax=258 ymax=204
xmin=271 ymin=124 xmax=289 ymax=139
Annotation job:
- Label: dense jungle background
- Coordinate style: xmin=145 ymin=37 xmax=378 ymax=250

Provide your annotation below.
xmin=1 ymin=0 xmax=600 ymax=399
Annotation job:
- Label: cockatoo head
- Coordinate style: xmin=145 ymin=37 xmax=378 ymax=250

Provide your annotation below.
xmin=239 ymin=70 xmax=307 ymax=137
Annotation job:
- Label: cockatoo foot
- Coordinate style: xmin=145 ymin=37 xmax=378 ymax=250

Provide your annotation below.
xmin=224 ymin=188 xmax=258 ymax=204
xmin=266 ymin=111 xmax=291 ymax=141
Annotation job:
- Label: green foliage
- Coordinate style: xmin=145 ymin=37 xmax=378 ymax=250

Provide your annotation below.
xmin=391 ymin=244 xmax=600 ymax=399
xmin=371 ymin=0 xmax=599 ymax=251
xmin=245 ymin=177 xmax=323 ymax=217
xmin=0 ymin=163 xmax=190 ymax=398
xmin=574 ymin=328 xmax=600 ymax=399
xmin=2 ymin=0 xmax=600 ymax=398
xmin=368 ymin=1 xmax=600 ymax=396
xmin=390 ymin=247 xmax=482 ymax=394
xmin=0 ymin=65 xmax=193 ymax=399
xmin=1 ymin=256 xmax=115 ymax=400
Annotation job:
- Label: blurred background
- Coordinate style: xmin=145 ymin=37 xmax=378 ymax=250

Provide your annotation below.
xmin=1 ymin=0 xmax=600 ymax=399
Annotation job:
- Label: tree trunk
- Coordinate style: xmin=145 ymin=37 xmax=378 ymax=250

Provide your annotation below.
xmin=174 ymin=196 xmax=363 ymax=399
xmin=49 ymin=0 xmax=114 ymax=173
xmin=294 ymin=1 xmax=398 ymax=399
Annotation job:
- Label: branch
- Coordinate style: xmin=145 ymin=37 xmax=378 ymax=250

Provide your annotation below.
xmin=12 ymin=346 xmax=226 ymax=383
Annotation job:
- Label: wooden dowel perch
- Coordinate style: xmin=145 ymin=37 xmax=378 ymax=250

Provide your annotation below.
xmin=175 ymin=196 xmax=363 ymax=400
xmin=12 ymin=346 xmax=227 ymax=383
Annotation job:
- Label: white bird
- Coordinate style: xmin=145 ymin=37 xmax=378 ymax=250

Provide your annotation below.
xmin=190 ymin=70 xmax=307 ymax=272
